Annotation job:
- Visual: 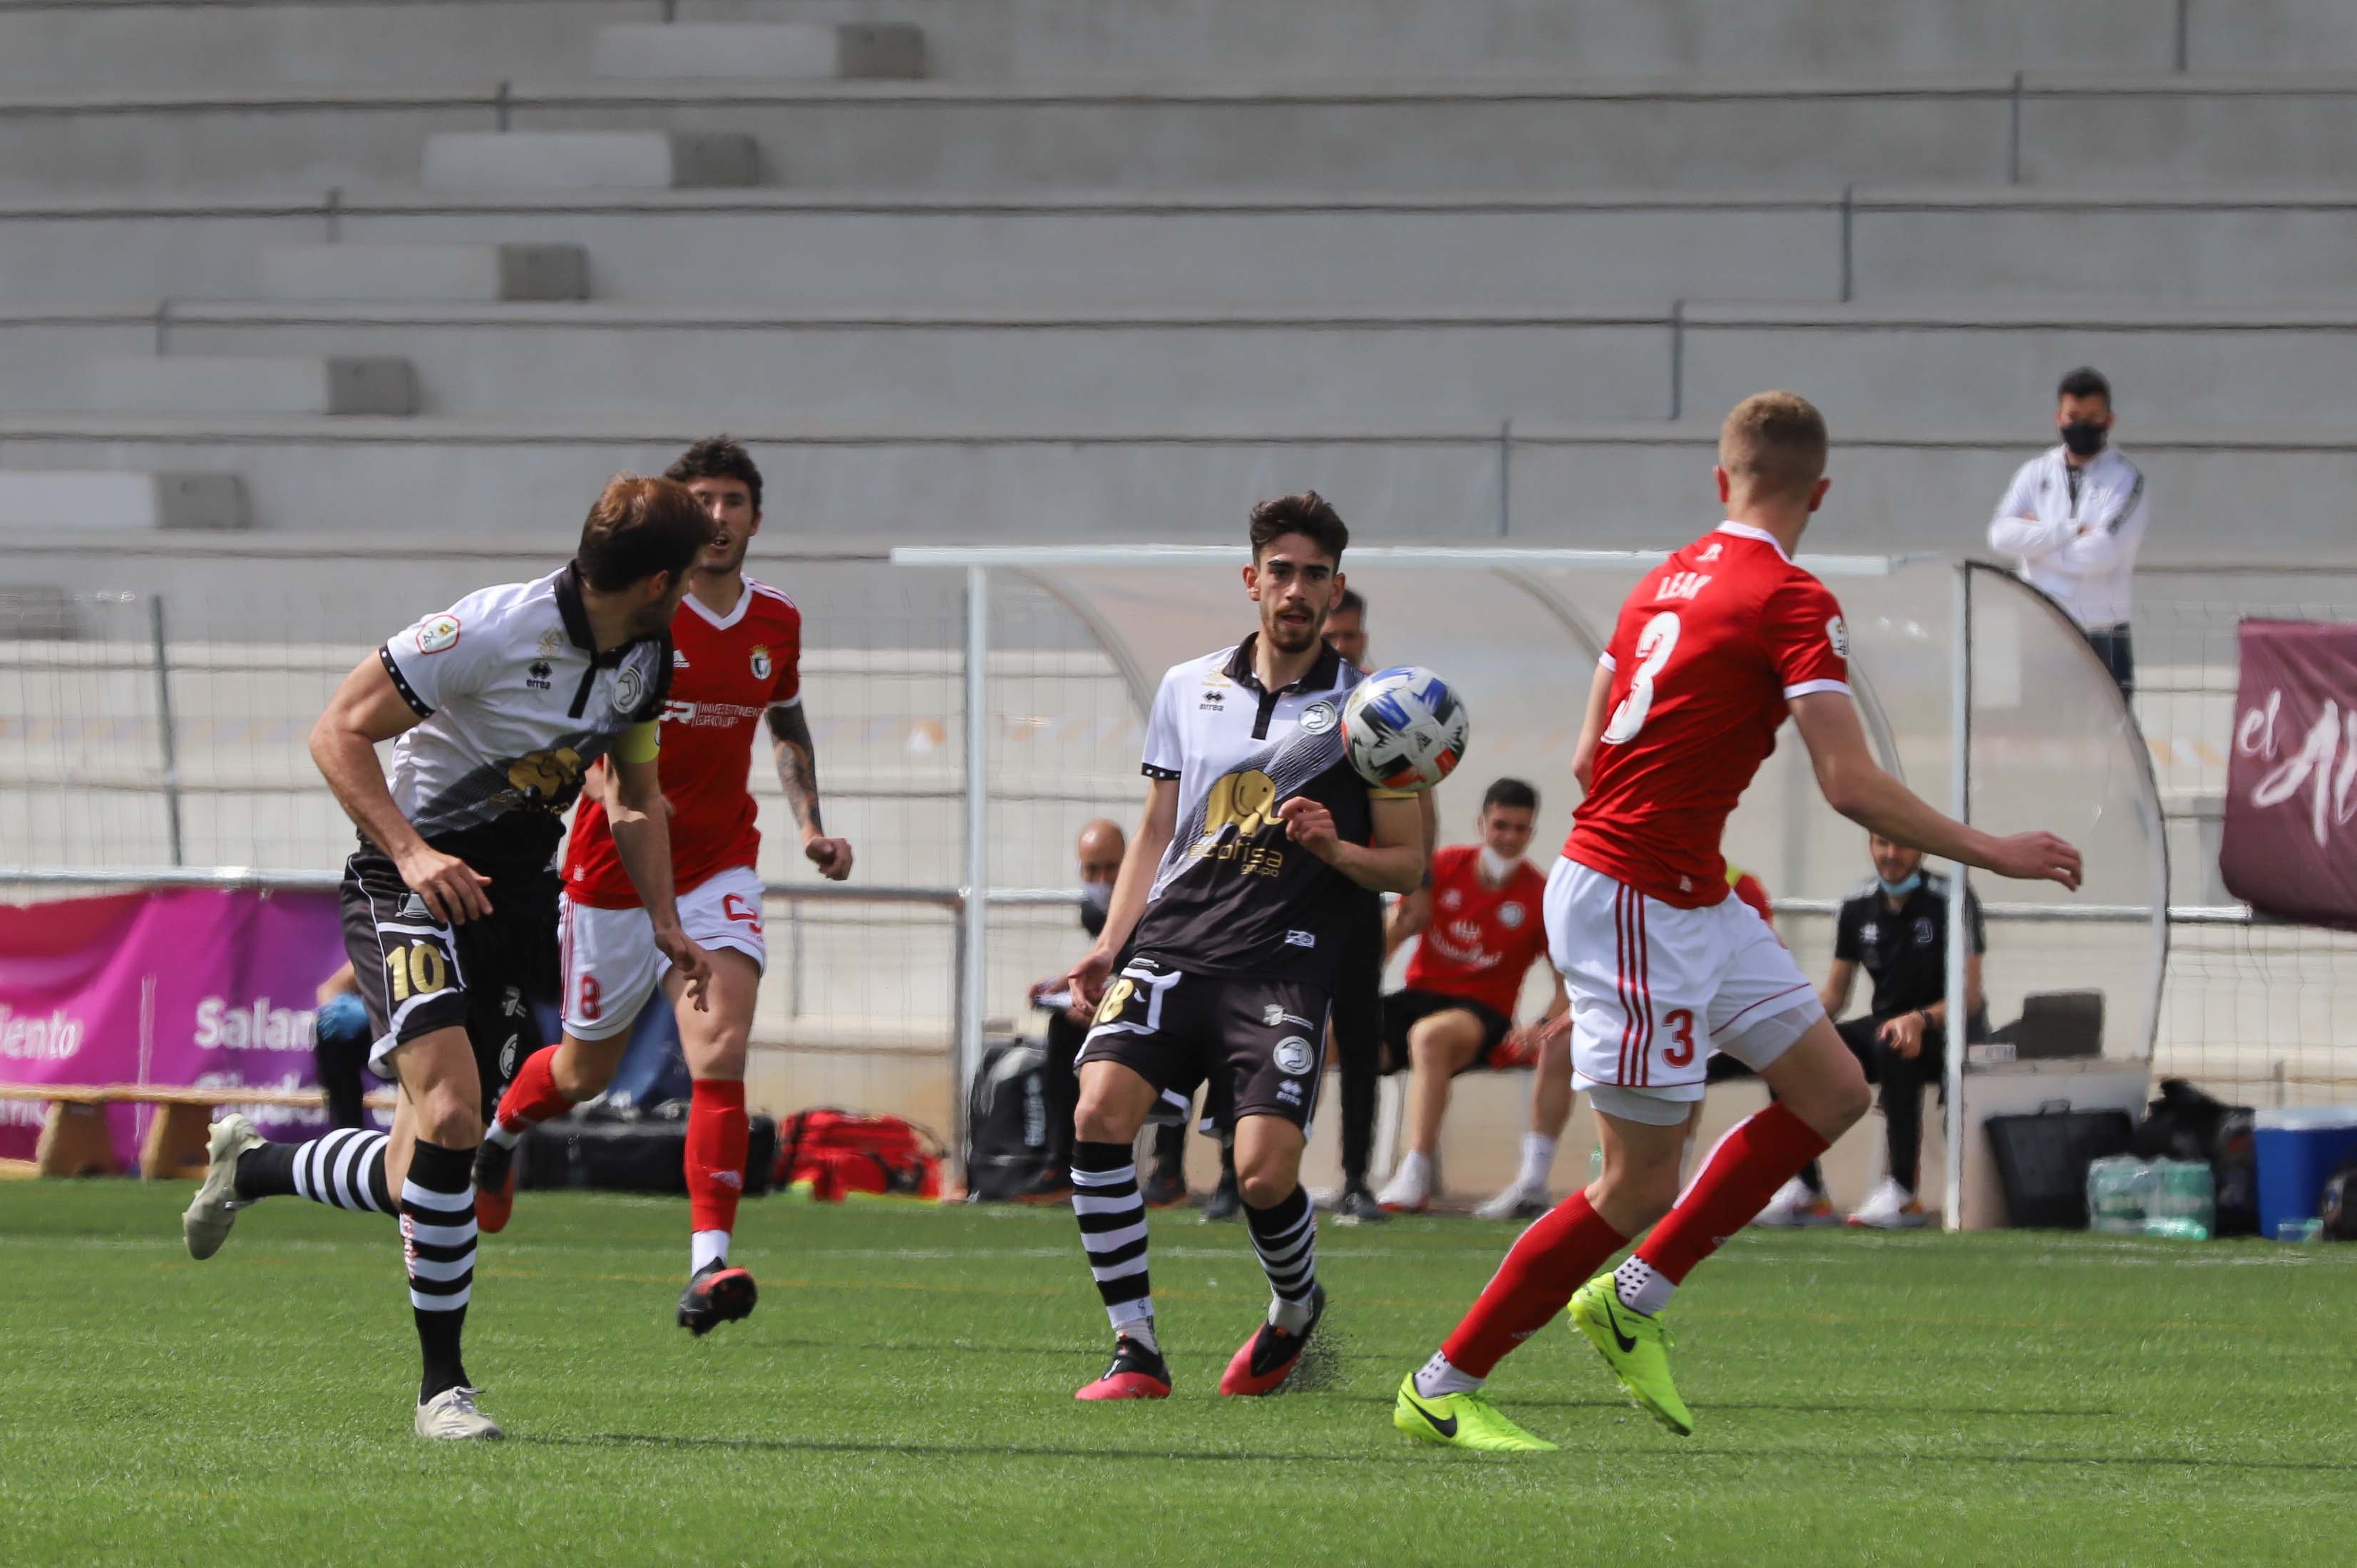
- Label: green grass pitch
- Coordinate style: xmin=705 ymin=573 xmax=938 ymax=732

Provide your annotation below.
xmin=4 ymin=1182 xmax=2352 ymax=1567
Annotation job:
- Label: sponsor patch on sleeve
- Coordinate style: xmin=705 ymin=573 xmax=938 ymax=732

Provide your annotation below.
xmin=416 ymin=614 xmax=461 ymax=655
xmin=1826 ymin=615 xmax=1849 ymax=659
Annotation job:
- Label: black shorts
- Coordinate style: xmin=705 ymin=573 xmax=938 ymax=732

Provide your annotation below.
xmin=1074 ymin=955 xmax=1332 ymax=1131
xmin=340 ymin=841 xmax=560 ymax=1103
xmin=1379 ymin=988 xmax=1514 ymax=1076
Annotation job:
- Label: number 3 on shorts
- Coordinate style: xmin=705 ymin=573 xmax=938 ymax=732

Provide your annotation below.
xmin=1603 ymin=611 xmax=1680 ymax=744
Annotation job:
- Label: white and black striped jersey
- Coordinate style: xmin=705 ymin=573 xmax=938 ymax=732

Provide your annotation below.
xmin=1128 ymin=635 xmax=1397 ymax=987
xmin=375 ymin=564 xmax=670 ymax=874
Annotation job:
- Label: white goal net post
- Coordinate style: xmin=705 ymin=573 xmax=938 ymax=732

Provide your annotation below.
xmin=897 ymin=545 xmax=2169 ymax=1227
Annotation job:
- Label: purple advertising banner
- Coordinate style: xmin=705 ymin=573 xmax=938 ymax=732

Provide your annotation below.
xmin=2222 ymin=619 xmax=2357 ymax=932
xmin=0 ymin=888 xmax=359 ymax=1170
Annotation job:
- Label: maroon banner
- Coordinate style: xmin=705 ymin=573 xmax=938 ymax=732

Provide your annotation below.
xmin=2222 ymin=619 xmax=2357 ymax=931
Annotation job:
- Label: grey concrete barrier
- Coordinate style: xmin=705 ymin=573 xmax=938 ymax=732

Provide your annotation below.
xmin=0 ymin=468 xmax=247 ymax=530
xmin=253 ymin=243 xmax=590 ymax=301
xmin=1681 ymin=301 xmax=2357 ymax=425
xmin=592 ymin=23 xmax=925 ymax=80
xmin=1 ymin=414 xmax=2348 ymax=562
xmin=150 ymin=302 xmax=1677 ymax=421
xmin=85 ymin=354 xmax=419 ymax=416
xmin=421 ymin=130 xmax=761 ymax=190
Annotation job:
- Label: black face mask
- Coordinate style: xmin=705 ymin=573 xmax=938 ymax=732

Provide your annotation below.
xmin=2060 ymin=421 xmax=2107 ymax=458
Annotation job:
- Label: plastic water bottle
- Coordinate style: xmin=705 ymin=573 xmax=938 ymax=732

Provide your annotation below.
xmin=2143 ymin=1159 xmax=2215 ymax=1241
xmin=2086 ymin=1155 xmax=2150 ymax=1235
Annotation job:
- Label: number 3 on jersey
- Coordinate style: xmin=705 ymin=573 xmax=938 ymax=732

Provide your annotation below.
xmin=1603 ymin=612 xmax=1681 ymax=745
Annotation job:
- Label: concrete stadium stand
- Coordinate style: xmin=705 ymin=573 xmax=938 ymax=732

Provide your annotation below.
xmin=0 ymin=416 xmax=2343 ymax=557
xmin=0 ymin=468 xmax=246 ymax=530
xmin=592 ymin=22 xmax=925 ymax=80
xmin=14 ymin=75 xmax=2357 ymax=195
xmin=25 ymin=186 xmax=2357 ymax=309
xmin=85 ymin=354 xmax=418 ymax=416
xmin=5 ymin=0 xmax=2354 ymax=85
xmin=421 ymin=130 xmax=760 ymax=190
xmin=132 ymin=302 xmax=1680 ymax=421
xmin=253 ymin=242 xmax=589 ymax=301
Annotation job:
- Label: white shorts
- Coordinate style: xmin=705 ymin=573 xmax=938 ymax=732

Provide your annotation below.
xmin=1546 ymin=857 xmax=1822 ymax=1113
xmin=558 ymin=865 xmax=767 ymax=1041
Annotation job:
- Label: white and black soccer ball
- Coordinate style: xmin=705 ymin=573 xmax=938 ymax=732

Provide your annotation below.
xmin=1340 ymin=666 xmax=1469 ymax=792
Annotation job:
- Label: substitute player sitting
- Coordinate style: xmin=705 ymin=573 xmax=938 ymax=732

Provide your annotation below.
xmin=475 ymin=438 xmax=853 ymax=1336
xmin=1372 ymin=777 xmax=1562 ymax=1215
xmin=1062 ymin=492 xmax=1424 ymax=1401
xmin=1395 ymin=391 xmax=2081 ymax=1452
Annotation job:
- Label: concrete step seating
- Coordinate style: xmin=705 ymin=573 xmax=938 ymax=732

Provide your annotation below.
xmin=86 ymin=354 xmax=418 ymax=416
xmin=14 ymin=298 xmax=2357 ymax=424
xmin=2 ymin=413 xmax=2348 ymax=555
xmin=592 ymin=23 xmax=925 ymax=81
xmin=1 ymin=0 xmax=2351 ymax=87
xmin=20 ymin=186 xmax=2357 ymax=309
xmin=421 ymin=130 xmax=759 ymax=191
xmin=0 ymin=469 xmax=246 ymax=531
xmin=253 ymin=242 xmax=588 ymax=302
xmin=10 ymin=73 xmax=2357 ymax=195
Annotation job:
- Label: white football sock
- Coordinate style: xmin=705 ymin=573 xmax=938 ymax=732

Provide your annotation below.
xmin=483 ymin=1119 xmax=523 ymax=1149
xmin=1111 ymin=1301 xmax=1159 ymax=1355
xmin=1516 ymin=1133 xmax=1558 ymax=1192
xmin=1414 ymin=1351 xmax=1483 ymax=1398
xmin=691 ymin=1229 xmax=730 ymax=1274
xmin=1613 ymin=1255 xmax=1675 ymax=1316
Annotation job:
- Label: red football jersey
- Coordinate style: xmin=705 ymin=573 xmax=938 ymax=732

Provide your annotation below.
xmin=1404 ymin=843 xmax=1551 ymax=1018
xmin=1566 ymin=522 xmax=1849 ymax=909
xmin=565 ymin=577 xmax=802 ymax=908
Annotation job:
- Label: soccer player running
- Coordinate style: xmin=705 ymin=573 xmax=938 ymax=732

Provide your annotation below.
xmin=180 ymin=476 xmax=717 ymax=1440
xmin=1394 ymin=393 xmax=2081 ymax=1452
xmin=1063 ymin=492 xmax=1426 ymax=1400
xmin=474 ymin=438 xmax=853 ymax=1335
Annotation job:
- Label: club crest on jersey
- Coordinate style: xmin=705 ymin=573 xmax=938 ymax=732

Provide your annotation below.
xmin=415 ymin=614 xmax=461 ymax=655
xmin=1827 ymin=615 xmax=1849 ymax=659
xmin=537 ymin=627 xmax=565 ymax=659
xmin=1498 ymin=901 xmax=1526 ymax=929
xmin=750 ymin=644 xmax=773 ymax=681
xmin=1441 ymin=888 xmax=1463 ymax=910
xmin=1298 ymin=701 xmax=1337 ymax=736
xmin=1272 ymin=1036 xmax=1316 ymax=1076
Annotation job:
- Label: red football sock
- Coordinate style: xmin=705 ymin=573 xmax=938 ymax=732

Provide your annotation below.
xmin=1635 ymin=1101 xmax=1830 ymax=1284
xmin=1440 ymin=1190 xmax=1627 ymax=1378
xmin=493 ymin=1045 xmax=575 ymax=1134
xmin=687 ymin=1078 xmax=749 ymax=1238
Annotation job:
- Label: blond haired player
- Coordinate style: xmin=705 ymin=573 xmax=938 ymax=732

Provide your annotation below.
xmin=1395 ymin=393 xmax=2083 ymax=1451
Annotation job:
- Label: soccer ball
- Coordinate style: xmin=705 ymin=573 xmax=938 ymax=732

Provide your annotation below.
xmin=1341 ymin=666 xmax=1469 ymax=792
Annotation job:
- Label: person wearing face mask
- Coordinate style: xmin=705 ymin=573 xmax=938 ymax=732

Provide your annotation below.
xmin=1987 ymin=366 xmax=2150 ymax=701
xmin=1757 ymin=831 xmax=1988 ymax=1229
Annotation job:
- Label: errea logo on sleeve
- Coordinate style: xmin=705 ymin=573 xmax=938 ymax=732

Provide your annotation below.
xmin=416 ymin=615 xmax=461 ymax=654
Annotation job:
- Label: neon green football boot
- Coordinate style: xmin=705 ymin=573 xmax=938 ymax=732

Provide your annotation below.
xmin=1392 ymin=1373 xmax=1559 ymax=1453
xmin=1568 ymin=1275 xmax=1695 ymax=1436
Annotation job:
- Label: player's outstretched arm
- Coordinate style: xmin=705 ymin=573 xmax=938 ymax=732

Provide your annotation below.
xmin=1278 ymin=794 xmax=1424 ymax=894
xmin=766 ymin=701 xmax=853 ymax=881
xmin=1066 ymin=778 xmax=1180 ymax=1009
xmin=309 ymin=653 xmax=491 ymax=924
xmin=607 ymin=738 xmax=714 ymax=1011
xmin=1789 ymin=691 xmax=2083 ymax=889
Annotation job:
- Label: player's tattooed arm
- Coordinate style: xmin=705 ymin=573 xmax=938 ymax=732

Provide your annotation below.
xmin=766 ymin=701 xmax=853 ymax=881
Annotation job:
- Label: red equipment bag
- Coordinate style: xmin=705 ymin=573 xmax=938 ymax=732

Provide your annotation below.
xmin=774 ymin=1108 xmax=945 ymax=1202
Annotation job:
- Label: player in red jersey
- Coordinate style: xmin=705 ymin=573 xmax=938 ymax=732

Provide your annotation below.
xmin=473 ymin=437 xmax=855 ymax=1335
xmin=1395 ymin=393 xmax=2081 ymax=1452
xmin=1371 ymin=777 xmax=1563 ymax=1214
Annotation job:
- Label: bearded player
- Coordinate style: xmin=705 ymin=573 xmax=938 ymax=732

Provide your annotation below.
xmin=474 ymin=437 xmax=854 ymax=1335
xmin=1394 ymin=393 xmax=2082 ymax=1451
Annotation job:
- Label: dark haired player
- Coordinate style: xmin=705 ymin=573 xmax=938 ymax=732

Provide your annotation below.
xmin=476 ymin=436 xmax=853 ymax=1336
xmin=1062 ymin=492 xmax=1425 ymax=1401
xmin=180 ymin=475 xmax=716 ymax=1440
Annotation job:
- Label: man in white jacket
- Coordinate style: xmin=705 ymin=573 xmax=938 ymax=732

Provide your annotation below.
xmin=1987 ymin=366 xmax=2150 ymax=701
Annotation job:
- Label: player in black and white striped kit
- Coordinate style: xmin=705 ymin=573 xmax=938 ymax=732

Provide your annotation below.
xmin=177 ymin=475 xmax=717 ymax=1440
xmin=1061 ymin=493 xmax=1426 ymax=1401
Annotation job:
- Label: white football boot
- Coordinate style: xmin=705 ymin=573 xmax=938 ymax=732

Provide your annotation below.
xmin=1845 ymin=1177 xmax=1929 ymax=1229
xmin=415 ymin=1386 xmax=505 ymax=1442
xmin=181 ymin=1114 xmax=265 ymax=1260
